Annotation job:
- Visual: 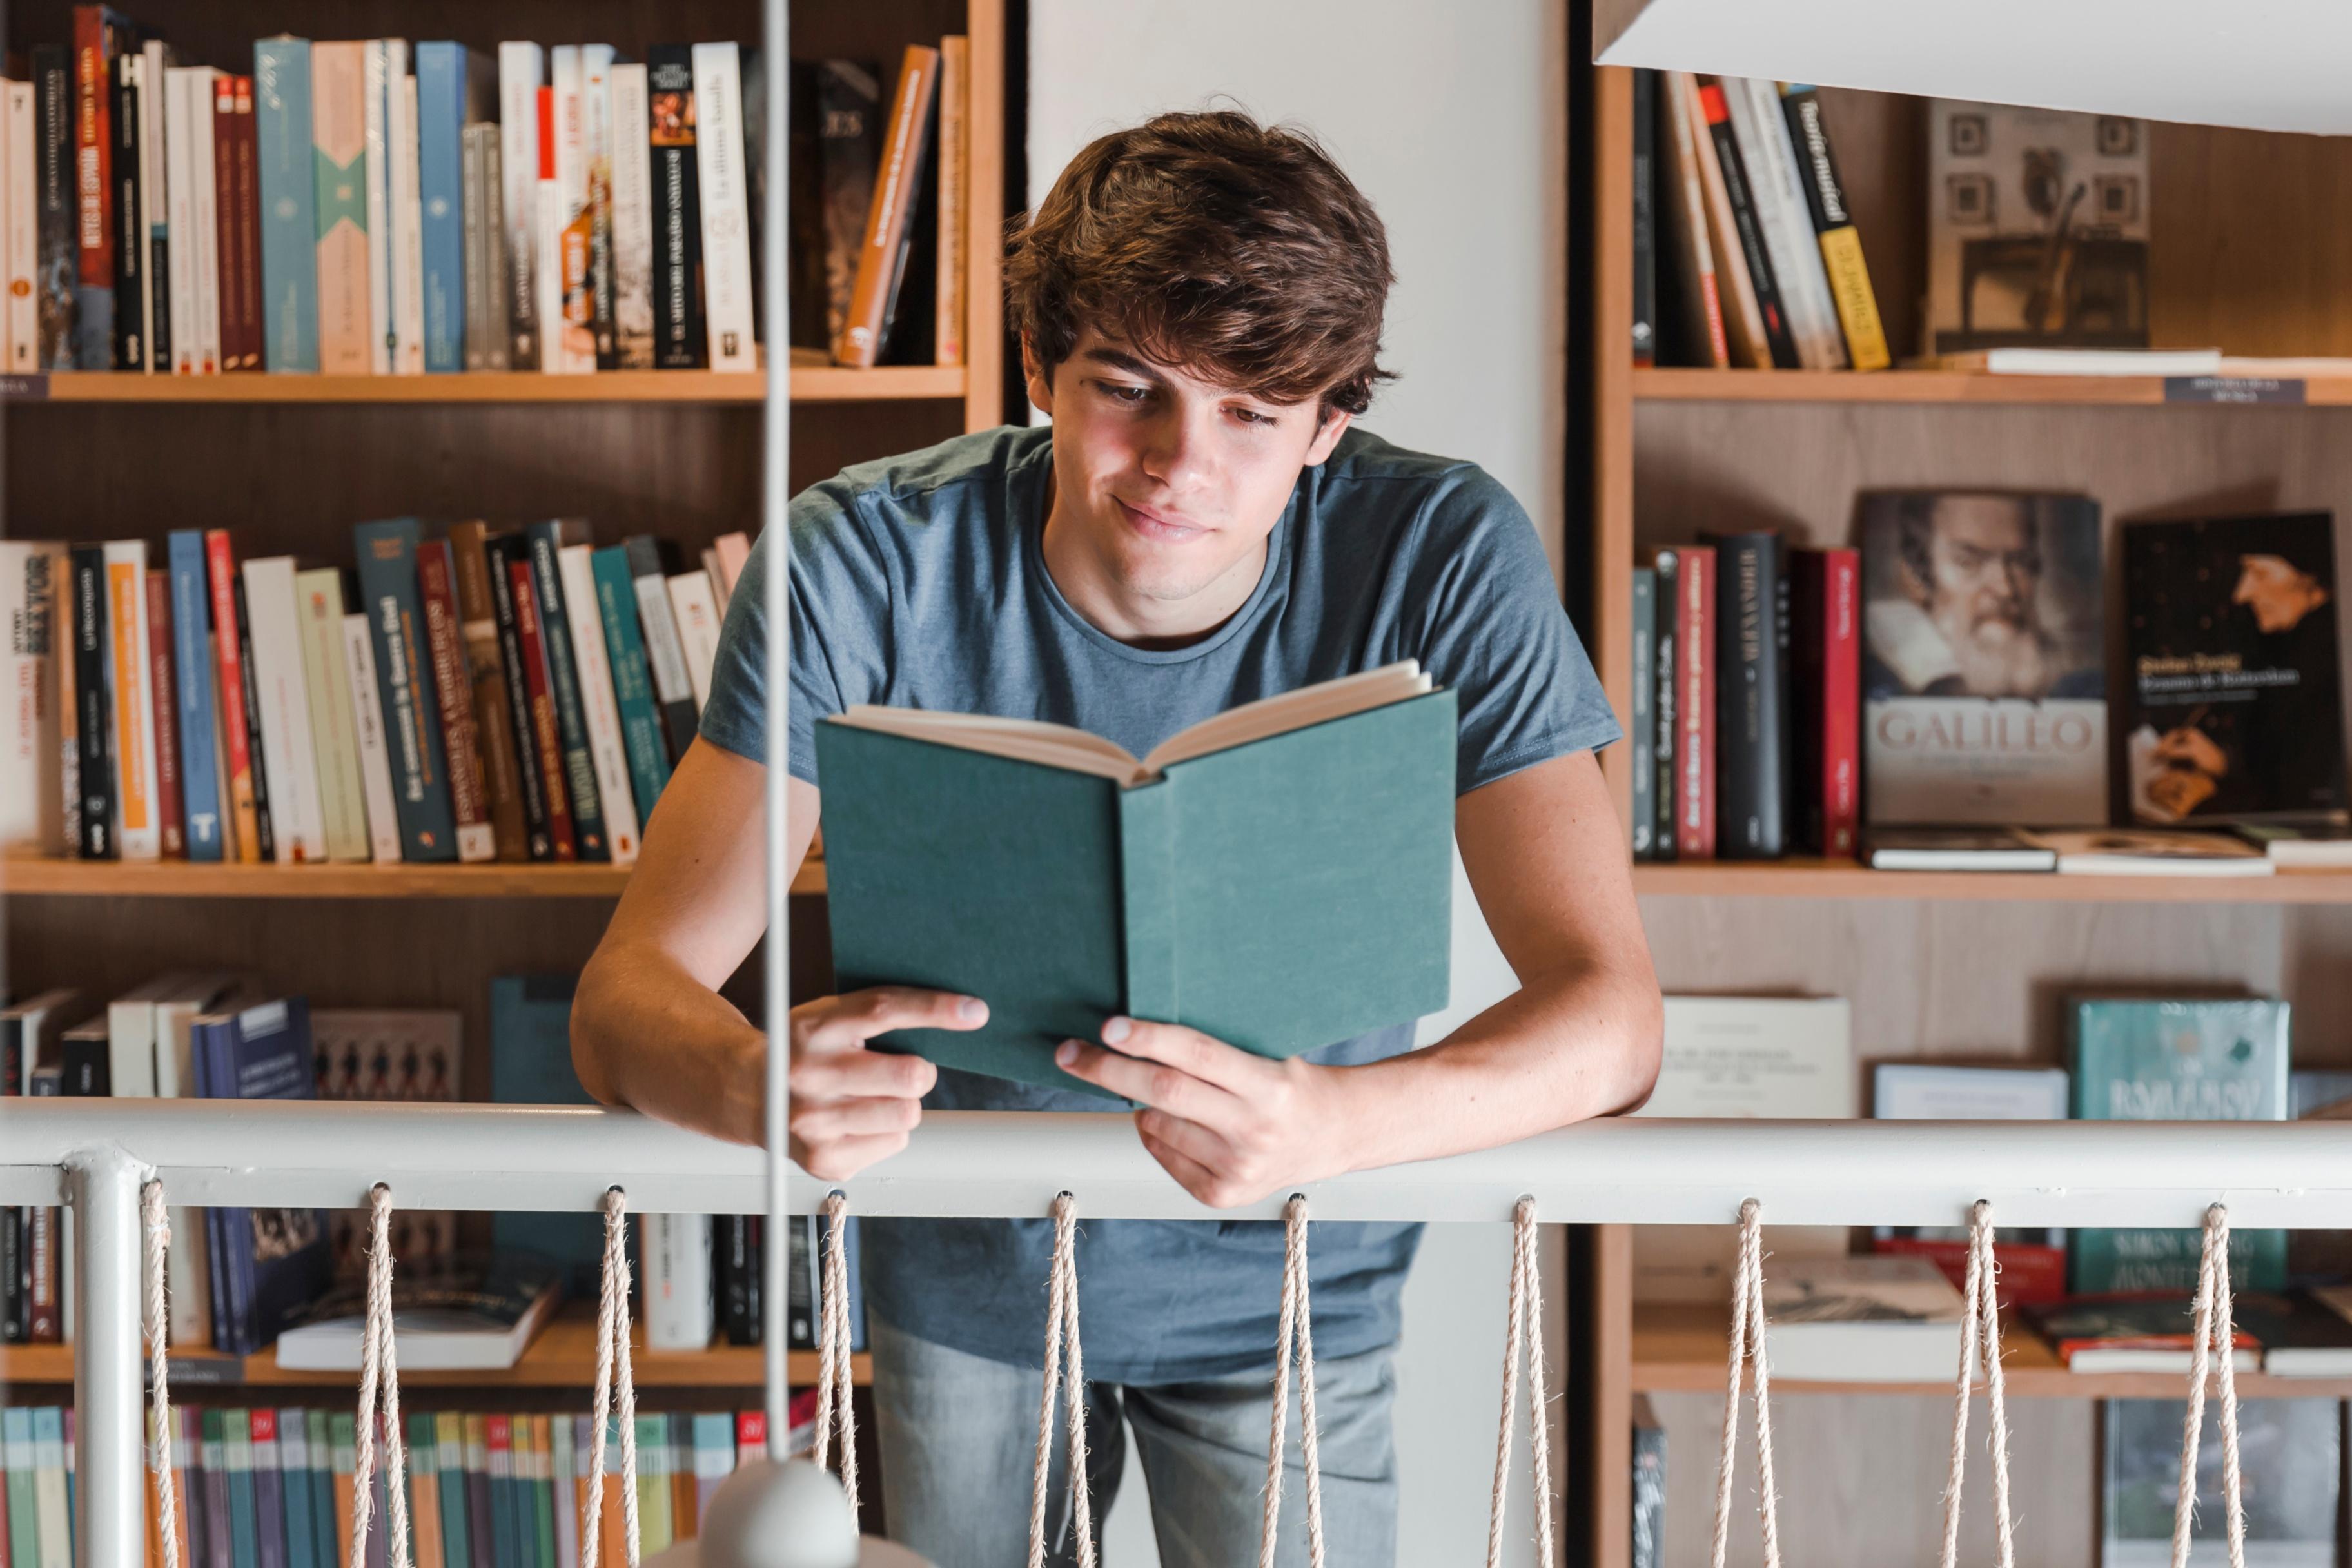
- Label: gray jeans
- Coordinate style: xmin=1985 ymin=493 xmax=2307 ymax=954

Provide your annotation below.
xmin=868 ymin=1315 xmax=1401 ymax=1567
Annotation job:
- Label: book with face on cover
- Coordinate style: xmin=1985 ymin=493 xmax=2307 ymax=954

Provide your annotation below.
xmin=816 ymin=662 xmax=1456 ymax=1096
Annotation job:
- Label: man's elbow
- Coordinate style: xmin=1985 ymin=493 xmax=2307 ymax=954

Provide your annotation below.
xmin=1612 ymin=981 xmax=1666 ymax=1117
xmin=569 ymin=951 xmax=627 ymax=1109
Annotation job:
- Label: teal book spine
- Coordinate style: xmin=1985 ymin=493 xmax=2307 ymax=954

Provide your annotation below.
xmin=305 ymin=1410 xmax=336 ymax=1568
xmin=436 ymin=1418 xmax=470 ymax=1568
xmin=4 ymin=1408 xmax=36 ymax=1567
xmin=485 ymin=1418 xmax=514 ymax=1568
xmin=2071 ymin=997 xmax=2290 ymax=1293
xmin=524 ymin=522 xmax=609 ymax=861
xmin=818 ymin=689 xmax=1457 ymax=1093
xmin=591 ymin=545 xmax=675 ymax=818
xmin=253 ymin=38 xmax=318 ymax=371
xmin=351 ymin=519 xmax=461 ymax=861
xmin=226 ymin=1411 xmax=259 ymax=1568
xmin=277 ymin=1407 xmax=315 ymax=1568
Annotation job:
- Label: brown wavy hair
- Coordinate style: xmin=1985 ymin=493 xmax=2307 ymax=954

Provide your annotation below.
xmin=1004 ymin=108 xmax=1397 ymax=426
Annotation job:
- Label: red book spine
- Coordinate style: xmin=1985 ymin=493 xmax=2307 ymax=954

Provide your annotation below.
xmin=416 ymin=541 xmax=492 ymax=859
xmin=146 ymin=567 xmax=184 ymax=858
xmin=1676 ymin=545 xmax=1716 ymax=859
xmin=203 ymin=529 xmax=261 ymax=861
xmin=26 ymin=1203 xmax=59 ymax=1340
xmin=508 ymin=558 xmax=577 ymax=861
xmin=73 ymin=6 xmax=115 ymax=297
xmin=1819 ymin=548 xmax=1860 ymax=857
xmin=215 ymin=74 xmax=263 ymax=372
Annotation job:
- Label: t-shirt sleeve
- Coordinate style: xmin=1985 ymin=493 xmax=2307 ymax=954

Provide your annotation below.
xmin=1404 ymin=466 xmax=1622 ymax=794
xmin=698 ymin=478 xmax=893 ymax=782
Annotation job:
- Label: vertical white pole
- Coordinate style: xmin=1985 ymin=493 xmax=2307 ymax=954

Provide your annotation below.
xmin=72 ymin=1148 xmax=144 ymax=1568
xmin=760 ymin=0 xmax=796 ymax=1447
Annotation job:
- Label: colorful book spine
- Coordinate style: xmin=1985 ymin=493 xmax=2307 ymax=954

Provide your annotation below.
xmin=1722 ymin=75 xmax=1843 ymax=370
xmin=591 ymin=544 xmax=674 ymax=819
xmin=496 ymin=42 xmax=542 ymax=369
xmin=253 ymin=37 xmax=318 ymax=371
xmin=240 ymin=555 xmax=327 ymax=862
xmin=215 ymin=73 xmax=264 ymax=372
xmin=250 ymin=1409 xmax=286 ymax=1568
xmin=548 ymin=46 xmax=594 ymax=374
xmin=624 ymin=535 xmax=699 ymax=761
xmin=435 ymin=1413 xmax=469 ymax=1568
xmin=407 ymin=1413 xmax=444 ymax=1568
xmin=341 ymin=611 xmax=404 ymax=864
xmin=936 ymin=37 xmax=969 ymax=367
xmin=414 ymin=44 xmax=478 ymax=373
xmin=1778 ymin=84 xmax=1889 ymax=372
xmin=145 ymin=567 xmax=185 ymax=857
xmin=293 ymin=566 xmax=371 ymax=862
xmin=548 ymin=1413 xmax=576 ymax=1568
xmin=1630 ymin=566 xmax=1656 ymax=859
xmin=279 ymin=1406 xmax=317 ymax=1568
xmin=609 ymin=63 xmax=653 ymax=369
xmin=582 ymin=43 xmax=616 ymax=369
xmin=1694 ymin=78 xmax=1794 ymax=369
xmin=482 ymin=532 xmax=556 ymax=860
xmin=447 ymin=520 xmax=528 ymax=860
xmin=507 ymin=552 xmax=578 ymax=861
xmin=139 ymin=45 xmax=172 ymax=373
xmin=415 ymin=539 xmax=496 ymax=861
xmin=1674 ymin=543 xmax=1716 ymax=860
xmin=307 ymin=1409 xmax=337 ymax=1568
xmin=836 ymin=46 xmax=939 ymax=369
xmin=665 ymin=570 xmax=721 ymax=713
xmin=224 ymin=1403 xmax=257 ymax=1568
xmin=484 ymin=1415 xmax=513 ymax=1568
xmin=328 ymin=1415 xmax=357 ymax=1568
xmin=525 ymin=521 xmax=607 ymax=859
xmin=635 ymin=1414 xmax=672 ymax=1553
xmin=558 ymin=542 xmax=641 ymax=863
xmin=533 ymin=86 xmax=564 ymax=377
xmin=645 ymin=46 xmax=703 ymax=369
xmin=104 ymin=538 xmax=161 ymax=859
xmin=462 ymin=1415 xmax=491 ymax=1568
xmin=309 ymin=40 xmax=369 ymax=375
xmin=1788 ymin=547 xmax=1860 ymax=857
xmin=72 ymin=6 xmax=125 ymax=368
xmin=203 ymin=529 xmax=263 ymax=860
xmin=351 ymin=518 xmax=460 ymax=861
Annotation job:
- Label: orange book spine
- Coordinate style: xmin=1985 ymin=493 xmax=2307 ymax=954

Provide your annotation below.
xmin=833 ymin=45 xmax=939 ymax=368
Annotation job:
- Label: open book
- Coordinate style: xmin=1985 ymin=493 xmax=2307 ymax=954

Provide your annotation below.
xmin=815 ymin=662 xmax=1456 ymax=1095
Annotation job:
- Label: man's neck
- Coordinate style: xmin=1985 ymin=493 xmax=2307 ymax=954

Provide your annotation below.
xmin=1038 ymin=467 xmax=1268 ymax=651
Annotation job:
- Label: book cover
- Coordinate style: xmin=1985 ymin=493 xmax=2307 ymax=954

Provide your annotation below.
xmin=1870 ymin=1062 xmax=2070 ymax=1303
xmin=496 ymin=41 xmax=540 ymax=368
xmin=70 ymin=542 xmax=115 ymax=858
xmin=214 ymin=74 xmax=262 ymax=372
xmin=1672 ymin=543 xmax=1714 ymax=859
xmin=591 ymin=544 xmax=675 ymax=820
xmin=6 ymin=81 xmax=40 ymax=373
xmin=816 ymin=684 xmax=1455 ymax=1093
xmin=34 ymin=47 xmax=76 ymax=369
xmin=1788 ymin=547 xmax=1860 ymax=856
xmin=240 ymin=554 xmax=328 ymax=863
xmin=415 ymin=44 xmax=490 ymax=375
xmin=253 ymin=37 xmax=318 ymax=371
xmin=144 ymin=567 xmax=184 ymax=856
xmin=446 ymin=521 xmax=527 ymax=861
xmin=691 ymin=43 xmax=756 ymax=371
xmin=309 ymin=40 xmax=369 ymax=375
xmin=2121 ymin=512 xmax=2344 ymax=827
xmin=525 ymin=520 xmax=607 ymax=859
xmin=1705 ymin=530 xmax=1784 ymax=857
xmin=1 ymin=542 xmax=67 ymax=853
xmin=415 ymin=540 xmax=496 ymax=861
xmin=104 ymin=538 xmax=161 ymax=859
xmin=646 ymin=46 xmax=705 ymax=368
xmin=2100 ymin=1396 xmax=2337 ymax=1567
xmin=1928 ymin=101 xmax=2148 ymax=355
xmin=624 ymin=535 xmax=700 ymax=760
xmin=351 ymin=519 xmax=460 ymax=862
xmin=1721 ymin=75 xmax=1843 ymax=369
xmin=2072 ymin=996 xmax=2289 ymax=1294
xmin=1630 ymin=565 xmax=1656 ymax=858
xmin=504 ymin=548 xmax=576 ymax=859
xmin=482 ymin=532 xmax=555 ymax=859
xmin=834 ymin=46 xmax=937 ymax=369
xmin=609 ymin=62 xmax=653 ymax=369
xmin=557 ymin=542 xmax=641 ymax=863
xmin=1680 ymin=74 xmax=1776 ymax=371
xmin=341 ymin=611 xmax=404 ymax=863
xmin=203 ymin=529 xmax=262 ymax=860
xmin=293 ymin=567 xmax=371 ymax=862
xmin=1779 ymin=84 xmax=1888 ymax=371
xmin=193 ymin=993 xmax=333 ymax=1355
xmin=1861 ymin=491 xmax=2106 ymax=826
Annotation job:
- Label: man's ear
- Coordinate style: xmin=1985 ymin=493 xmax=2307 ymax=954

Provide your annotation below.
xmin=1021 ymin=333 xmax=1054 ymax=418
xmin=1304 ymin=407 xmax=1353 ymax=466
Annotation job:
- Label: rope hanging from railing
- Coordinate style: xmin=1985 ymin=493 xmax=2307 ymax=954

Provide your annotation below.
xmin=141 ymin=1179 xmax=184 ymax=1568
xmin=1939 ymin=1200 xmax=2017 ymax=1568
xmin=1486 ymin=1196 xmax=1556 ymax=1568
xmin=812 ymin=1190 xmax=861 ymax=1512
xmin=1712 ymin=1197 xmax=1783 ymax=1568
xmin=582 ymin=1186 xmax=642 ymax=1568
xmin=2173 ymin=1204 xmax=2248 ymax=1568
xmin=349 ymin=1184 xmax=414 ymax=1568
xmin=1260 ymin=1193 xmax=1329 ymax=1568
xmin=1027 ymin=1191 xmax=1097 ymax=1568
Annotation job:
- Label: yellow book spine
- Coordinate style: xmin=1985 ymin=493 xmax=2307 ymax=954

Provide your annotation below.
xmin=1817 ymin=226 xmax=1890 ymax=371
xmin=108 ymin=558 xmax=151 ymax=834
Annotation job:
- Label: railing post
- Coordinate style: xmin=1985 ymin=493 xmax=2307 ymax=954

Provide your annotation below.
xmin=71 ymin=1147 xmax=144 ymax=1568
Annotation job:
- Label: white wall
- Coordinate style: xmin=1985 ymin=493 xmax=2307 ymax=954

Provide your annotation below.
xmin=1026 ymin=4 xmax=1571 ymax=1562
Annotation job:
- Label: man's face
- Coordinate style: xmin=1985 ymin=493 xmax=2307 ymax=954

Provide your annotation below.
xmin=2233 ymin=553 xmax=2324 ymax=633
xmin=1025 ymin=326 xmax=1351 ymax=607
xmin=1921 ymin=496 xmax=2041 ymax=638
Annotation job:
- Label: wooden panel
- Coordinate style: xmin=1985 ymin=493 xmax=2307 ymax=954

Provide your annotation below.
xmin=1634 ymin=366 xmax=2352 ymax=405
xmin=15 ymin=368 xmax=963 ymax=404
xmin=1591 ymin=66 xmax=1638 ymax=830
xmin=1 ymin=857 xmax=823 ymax=897
xmin=1632 ymin=859 xmax=2352 ymax=903
xmin=961 ymin=0 xmax=1008 ymax=433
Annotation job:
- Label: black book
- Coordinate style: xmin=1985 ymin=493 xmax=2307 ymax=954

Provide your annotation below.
xmin=0 ymin=1208 xmax=21 ymax=1342
xmin=647 ymin=46 xmax=707 ymax=370
xmin=1631 ymin=71 xmax=1657 ymax=368
xmin=482 ymin=533 xmax=555 ymax=861
xmin=876 ymin=61 xmax=938 ymax=368
xmin=69 ymin=544 xmax=114 ymax=859
xmin=787 ymin=60 xmax=882 ymax=353
xmin=32 ymin=47 xmax=77 ymax=371
xmin=59 ymin=1020 xmax=110 ymax=1097
xmin=111 ymin=53 xmax=144 ymax=371
xmin=1649 ymin=548 xmax=1679 ymax=864
xmin=231 ymin=573 xmax=275 ymax=864
xmin=1705 ymin=530 xmax=1785 ymax=858
xmin=524 ymin=522 xmax=607 ymax=861
xmin=2121 ymin=511 xmax=2347 ymax=827
xmin=1700 ymin=82 xmax=1798 ymax=369
xmin=720 ymin=1214 xmax=761 ymax=1346
xmin=624 ymin=535 xmax=701 ymax=760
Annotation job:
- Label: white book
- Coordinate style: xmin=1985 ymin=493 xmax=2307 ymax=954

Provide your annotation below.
xmin=690 ymin=43 xmax=756 ymax=372
xmin=1722 ymin=76 xmax=1843 ymax=371
xmin=581 ymin=44 xmax=614 ymax=365
xmin=137 ymin=43 xmax=167 ymax=373
xmin=240 ymin=556 xmax=328 ymax=863
xmin=0 ymin=540 xmax=66 ymax=851
xmin=104 ymin=971 xmax=189 ymax=1100
xmin=631 ymin=569 xmax=696 ymax=718
xmin=2024 ymin=828 xmax=2275 ymax=877
xmin=293 ymin=568 xmax=369 ymax=862
xmin=164 ymin=66 xmax=199 ymax=373
xmin=361 ymin=41 xmax=397 ymax=375
xmin=608 ymin=63 xmax=652 ymax=368
xmin=342 ymin=612 xmax=404 ymax=863
xmin=1954 ymin=346 xmax=2225 ymax=377
xmin=497 ymin=41 xmax=544 ymax=368
xmin=153 ymin=972 xmax=235 ymax=1347
xmin=1760 ymin=1255 xmax=1968 ymax=1384
xmin=548 ymin=46 xmax=594 ymax=375
xmin=536 ymin=175 xmax=566 ymax=376
xmin=556 ymin=543 xmax=641 ymax=865
xmin=551 ymin=47 xmax=583 ymax=215
xmin=390 ymin=69 xmax=424 ymax=375
xmin=274 ymin=1262 xmax=561 ymax=1371
xmin=642 ymin=1213 xmax=713 ymax=1351
xmin=666 ymin=570 xmax=723 ymax=712
xmin=1871 ymin=1063 xmax=2068 ymax=1121
xmin=5 ymin=80 xmax=37 ymax=372
xmin=101 ymin=540 xmax=162 ymax=861
xmin=181 ymin=66 xmax=222 ymax=375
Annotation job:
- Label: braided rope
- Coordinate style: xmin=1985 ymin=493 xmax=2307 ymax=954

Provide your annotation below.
xmin=1026 ymin=1193 xmax=1095 ymax=1568
xmin=1260 ymin=1194 xmax=1328 ymax=1568
xmin=812 ymin=1191 xmax=861 ymax=1512
xmin=1939 ymin=1200 xmax=2017 ymax=1568
xmin=2173 ymin=1204 xmax=2247 ymax=1568
xmin=349 ymin=1185 xmax=413 ymax=1568
xmin=582 ymin=1188 xmax=642 ymax=1568
xmin=1486 ymin=1197 xmax=1557 ymax=1568
xmin=141 ymin=1180 xmax=182 ymax=1568
xmin=1710 ymin=1199 xmax=1782 ymax=1568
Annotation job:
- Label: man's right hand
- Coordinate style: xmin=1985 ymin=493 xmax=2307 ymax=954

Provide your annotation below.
xmin=787 ymin=986 xmax=988 ymax=1179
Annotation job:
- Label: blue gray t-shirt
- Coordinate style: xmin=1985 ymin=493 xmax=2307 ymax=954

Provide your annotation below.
xmin=701 ymin=421 xmax=1618 ymax=1383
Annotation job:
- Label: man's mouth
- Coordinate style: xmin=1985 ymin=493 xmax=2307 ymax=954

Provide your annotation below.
xmin=1117 ymin=496 xmax=1207 ymax=543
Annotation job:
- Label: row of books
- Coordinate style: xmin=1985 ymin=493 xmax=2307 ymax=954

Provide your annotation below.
xmin=1629 ymin=499 xmax=2349 ymax=863
xmin=0 ymin=1402 xmax=818 ymax=1568
xmin=1 ymin=520 xmax=741 ymax=865
xmin=35 ymin=10 xmax=965 ymax=377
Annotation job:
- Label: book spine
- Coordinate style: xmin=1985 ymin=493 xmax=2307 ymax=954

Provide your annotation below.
xmin=525 ymin=524 xmax=605 ymax=858
xmin=647 ymin=47 xmax=703 ymax=369
xmin=110 ymin=52 xmax=142 ymax=369
xmin=665 ymin=571 xmax=721 ymax=711
xmin=140 ymin=48 xmax=168 ymax=373
xmin=533 ymin=87 xmax=562 ymax=375
xmin=1817 ymin=550 xmax=1859 ymax=856
xmin=1631 ymin=567 xmax=1656 ymax=857
xmin=253 ymin=37 xmax=318 ymax=373
xmin=689 ymin=43 xmax=755 ymax=371
xmin=1675 ymin=544 xmax=1716 ymax=860
xmin=70 ymin=543 xmax=113 ymax=856
xmin=415 ymin=540 xmax=495 ymax=861
xmin=1 ymin=1207 xmax=21 ymax=1344
xmin=104 ymin=538 xmax=160 ymax=859
xmin=625 ymin=536 xmax=700 ymax=757
xmin=460 ymin=120 xmax=485 ymax=369
xmin=1658 ymin=70 xmax=1726 ymax=368
xmin=190 ymin=70 xmax=221 ymax=375
xmin=216 ymin=75 xmax=263 ymax=373
xmin=835 ymin=46 xmax=937 ymax=368
xmin=591 ymin=545 xmax=674 ymax=818
xmin=34 ymin=48 xmax=77 ymax=369
xmin=643 ymin=1213 xmax=712 ymax=1351
xmin=391 ymin=69 xmax=423 ymax=376
xmin=241 ymin=556 xmax=326 ymax=862
xmin=146 ymin=567 xmax=185 ymax=857
xmin=496 ymin=41 xmax=540 ymax=368
xmin=74 ymin=7 xmax=119 ymax=368
xmin=558 ymin=544 xmax=640 ymax=863
xmin=583 ymin=45 xmax=616 ymax=369
xmin=360 ymin=41 xmax=391 ymax=376
xmin=231 ymin=573 xmax=277 ymax=863
xmin=1725 ymin=75 xmax=1843 ymax=370
xmin=482 ymin=534 xmax=553 ymax=859
xmin=935 ymin=38 xmax=968 ymax=366
xmin=167 ymin=66 xmax=197 ymax=372
xmin=447 ymin=522 xmax=527 ymax=861
xmin=340 ymin=611 xmax=404 ymax=863
xmin=548 ymin=54 xmax=594 ymax=375
xmin=6 ymin=82 xmax=38 ymax=372
xmin=609 ymin=63 xmax=653 ymax=369
xmin=1630 ymin=70 xmax=1656 ymax=367
xmin=1712 ymin=533 xmax=1783 ymax=858
xmin=1778 ymin=83 xmax=1889 ymax=372
xmin=1696 ymin=79 xmax=1794 ymax=369
xmin=202 ymin=529 xmax=262 ymax=859
xmin=507 ymin=554 xmax=577 ymax=860
xmin=351 ymin=520 xmax=459 ymax=861
xmin=292 ymin=568 xmax=369 ymax=861
xmin=415 ymin=43 xmax=465 ymax=373
xmin=309 ymin=41 xmax=370 ymax=375
xmin=0 ymin=544 xmax=66 ymax=854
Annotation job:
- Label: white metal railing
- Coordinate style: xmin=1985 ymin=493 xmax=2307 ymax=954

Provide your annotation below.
xmin=11 ymin=1097 xmax=2352 ymax=1566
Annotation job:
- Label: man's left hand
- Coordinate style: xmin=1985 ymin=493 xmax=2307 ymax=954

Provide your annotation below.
xmin=1055 ymin=1018 xmax=1347 ymax=1208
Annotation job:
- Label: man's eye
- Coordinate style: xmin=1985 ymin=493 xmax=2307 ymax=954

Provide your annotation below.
xmin=1233 ymin=407 xmax=1274 ymax=426
xmin=1101 ymin=383 xmax=1151 ymax=404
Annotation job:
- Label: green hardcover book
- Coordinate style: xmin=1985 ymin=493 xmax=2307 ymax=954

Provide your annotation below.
xmin=529 ymin=1415 xmax=556 ymax=1568
xmin=2071 ymin=996 xmax=2290 ymax=1293
xmin=589 ymin=544 xmax=676 ymax=820
xmin=434 ymin=1413 xmax=470 ymax=1568
xmin=224 ymin=1404 xmax=259 ymax=1568
xmin=635 ymin=1413 xmax=672 ymax=1553
xmin=814 ymin=665 xmax=1457 ymax=1096
xmin=305 ymin=1409 xmax=336 ymax=1568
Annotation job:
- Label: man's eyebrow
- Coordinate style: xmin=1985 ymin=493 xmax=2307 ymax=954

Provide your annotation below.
xmin=1079 ymin=346 xmax=1166 ymax=380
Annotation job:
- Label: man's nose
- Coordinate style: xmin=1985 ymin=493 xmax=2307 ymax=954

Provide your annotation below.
xmin=1139 ymin=405 xmax=1219 ymax=491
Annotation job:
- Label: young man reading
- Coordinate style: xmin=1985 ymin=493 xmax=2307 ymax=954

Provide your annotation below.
xmin=573 ymin=110 xmax=1662 ymax=1567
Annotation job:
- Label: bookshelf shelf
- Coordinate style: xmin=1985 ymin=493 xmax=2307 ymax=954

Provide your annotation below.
xmin=0 ymin=1306 xmax=869 ymax=1391
xmin=1632 ymin=367 xmax=2352 ymax=406
xmin=1629 ymin=1301 xmax=2352 ymax=1400
xmin=6 ymin=367 xmax=966 ymax=406
xmin=1 ymin=857 xmax=828 ymax=899
xmin=1627 ymin=858 xmax=2352 ymax=903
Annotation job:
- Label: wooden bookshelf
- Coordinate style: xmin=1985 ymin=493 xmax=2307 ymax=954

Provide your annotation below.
xmin=1628 ymin=859 xmax=2352 ymax=903
xmin=5 ymin=366 xmax=966 ymax=405
xmin=1 ymin=856 xmax=827 ymax=899
xmin=1633 ymin=366 xmax=2352 ymax=406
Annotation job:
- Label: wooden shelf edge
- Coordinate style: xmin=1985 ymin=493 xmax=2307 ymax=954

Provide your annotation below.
xmin=1 ymin=1342 xmax=867 ymax=1393
xmin=5 ymin=368 xmax=965 ymax=406
xmin=2 ymin=856 xmax=827 ymax=899
xmin=1630 ymin=857 xmax=2352 ymax=903
xmin=1632 ymin=366 xmax=2352 ymax=407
